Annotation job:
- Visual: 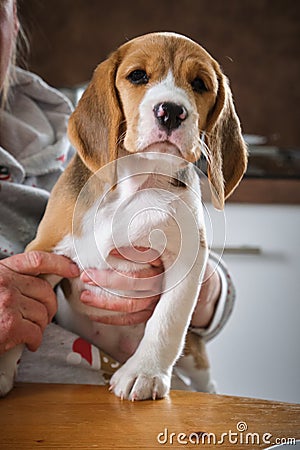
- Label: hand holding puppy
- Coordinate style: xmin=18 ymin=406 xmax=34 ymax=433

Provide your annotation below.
xmin=0 ymin=251 xmax=80 ymax=354
xmin=80 ymin=247 xmax=220 ymax=328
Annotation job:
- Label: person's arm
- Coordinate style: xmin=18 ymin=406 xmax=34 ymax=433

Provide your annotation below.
xmin=0 ymin=251 xmax=80 ymax=354
xmin=189 ymin=253 xmax=236 ymax=341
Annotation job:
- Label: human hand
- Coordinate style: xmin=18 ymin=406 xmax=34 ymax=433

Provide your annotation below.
xmin=0 ymin=251 xmax=80 ymax=354
xmin=80 ymin=249 xmax=220 ymax=329
xmin=80 ymin=247 xmax=164 ymax=326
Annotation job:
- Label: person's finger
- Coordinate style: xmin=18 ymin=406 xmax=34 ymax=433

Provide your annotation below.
xmin=1 ymin=251 xmax=80 ymax=278
xmin=20 ymin=319 xmax=43 ymax=351
xmin=80 ymin=290 xmax=159 ymax=313
xmin=81 ymin=267 xmax=163 ymax=292
xmin=88 ymin=309 xmax=154 ymax=326
xmin=110 ymin=247 xmax=163 ymax=267
xmin=19 ymin=295 xmax=49 ymax=331
xmin=2 ymin=318 xmax=44 ymax=353
xmin=14 ymin=274 xmax=58 ymax=321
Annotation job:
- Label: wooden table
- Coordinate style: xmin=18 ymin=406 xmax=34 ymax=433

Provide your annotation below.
xmin=0 ymin=383 xmax=299 ymax=449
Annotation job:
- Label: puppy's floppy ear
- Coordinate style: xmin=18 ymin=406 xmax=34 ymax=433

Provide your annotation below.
xmin=68 ymin=52 xmax=123 ymax=174
xmin=205 ymin=70 xmax=248 ymax=209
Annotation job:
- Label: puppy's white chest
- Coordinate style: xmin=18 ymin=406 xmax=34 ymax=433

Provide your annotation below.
xmin=56 ymin=174 xmax=193 ymax=270
xmin=99 ymin=187 xmax=180 ymax=255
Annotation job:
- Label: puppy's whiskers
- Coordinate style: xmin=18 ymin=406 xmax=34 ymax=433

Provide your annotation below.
xmin=116 ymin=129 xmax=127 ymax=147
xmin=198 ymin=135 xmax=212 ymax=165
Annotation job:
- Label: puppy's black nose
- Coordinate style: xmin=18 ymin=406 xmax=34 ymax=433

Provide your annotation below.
xmin=153 ymin=102 xmax=188 ymax=132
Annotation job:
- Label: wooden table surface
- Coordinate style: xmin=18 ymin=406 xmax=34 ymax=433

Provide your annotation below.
xmin=0 ymin=383 xmax=299 ymax=449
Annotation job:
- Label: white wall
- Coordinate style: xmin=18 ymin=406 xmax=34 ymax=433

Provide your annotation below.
xmin=205 ymin=204 xmax=300 ymax=403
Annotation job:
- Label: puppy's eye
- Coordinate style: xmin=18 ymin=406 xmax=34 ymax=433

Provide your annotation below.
xmin=127 ymin=69 xmax=149 ymax=85
xmin=191 ymin=77 xmax=208 ymax=93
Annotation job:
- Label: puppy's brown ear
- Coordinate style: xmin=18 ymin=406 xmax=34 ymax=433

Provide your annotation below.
xmin=68 ymin=52 xmax=123 ymax=174
xmin=205 ymin=71 xmax=248 ymax=209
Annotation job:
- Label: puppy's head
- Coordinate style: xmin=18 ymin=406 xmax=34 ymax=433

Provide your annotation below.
xmin=68 ymin=32 xmax=247 ymax=208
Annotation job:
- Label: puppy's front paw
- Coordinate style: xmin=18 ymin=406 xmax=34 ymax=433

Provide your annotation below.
xmin=110 ymin=362 xmax=171 ymax=401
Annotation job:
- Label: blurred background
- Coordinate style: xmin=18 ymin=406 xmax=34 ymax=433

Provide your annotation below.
xmin=19 ymin=0 xmax=300 ymax=403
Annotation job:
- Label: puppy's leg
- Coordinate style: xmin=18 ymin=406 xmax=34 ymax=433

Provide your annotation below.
xmin=0 ymin=344 xmax=23 ymax=397
xmin=173 ymin=334 xmax=216 ymax=393
xmin=110 ymin=248 xmax=207 ymax=400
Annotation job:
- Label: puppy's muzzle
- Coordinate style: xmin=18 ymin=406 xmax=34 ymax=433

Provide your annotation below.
xmin=153 ymin=102 xmax=188 ymax=133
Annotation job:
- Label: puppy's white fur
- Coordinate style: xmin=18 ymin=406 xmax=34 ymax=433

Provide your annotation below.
xmin=54 ymin=152 xmax=207 ymax=400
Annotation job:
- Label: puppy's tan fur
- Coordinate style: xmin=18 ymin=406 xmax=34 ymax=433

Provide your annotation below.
xmin=28 ymin=33 xmax=246 ymax=256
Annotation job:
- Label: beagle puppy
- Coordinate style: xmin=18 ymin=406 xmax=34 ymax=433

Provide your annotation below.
xmin=0 ymin=32 xmax=247 ymax=400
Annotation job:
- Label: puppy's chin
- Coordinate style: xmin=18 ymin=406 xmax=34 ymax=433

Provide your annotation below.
xmin=141 ymin=141 xmax=182 ymax=157
xmin=140 ymin=143 xmax=194 ymax=170
xmin=120 ymin=142 xmax=190 ymax=170
xmin=122 ymin=141 xmax=181 ymax=157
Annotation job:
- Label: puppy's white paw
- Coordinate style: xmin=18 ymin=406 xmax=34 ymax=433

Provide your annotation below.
xmin=0 ymin=372 xmax=14 ymax=397
xmin=110 ymin=362 xmax=171 ymax=401
xmin=0 ymin=344 xmax=23 ymax=397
